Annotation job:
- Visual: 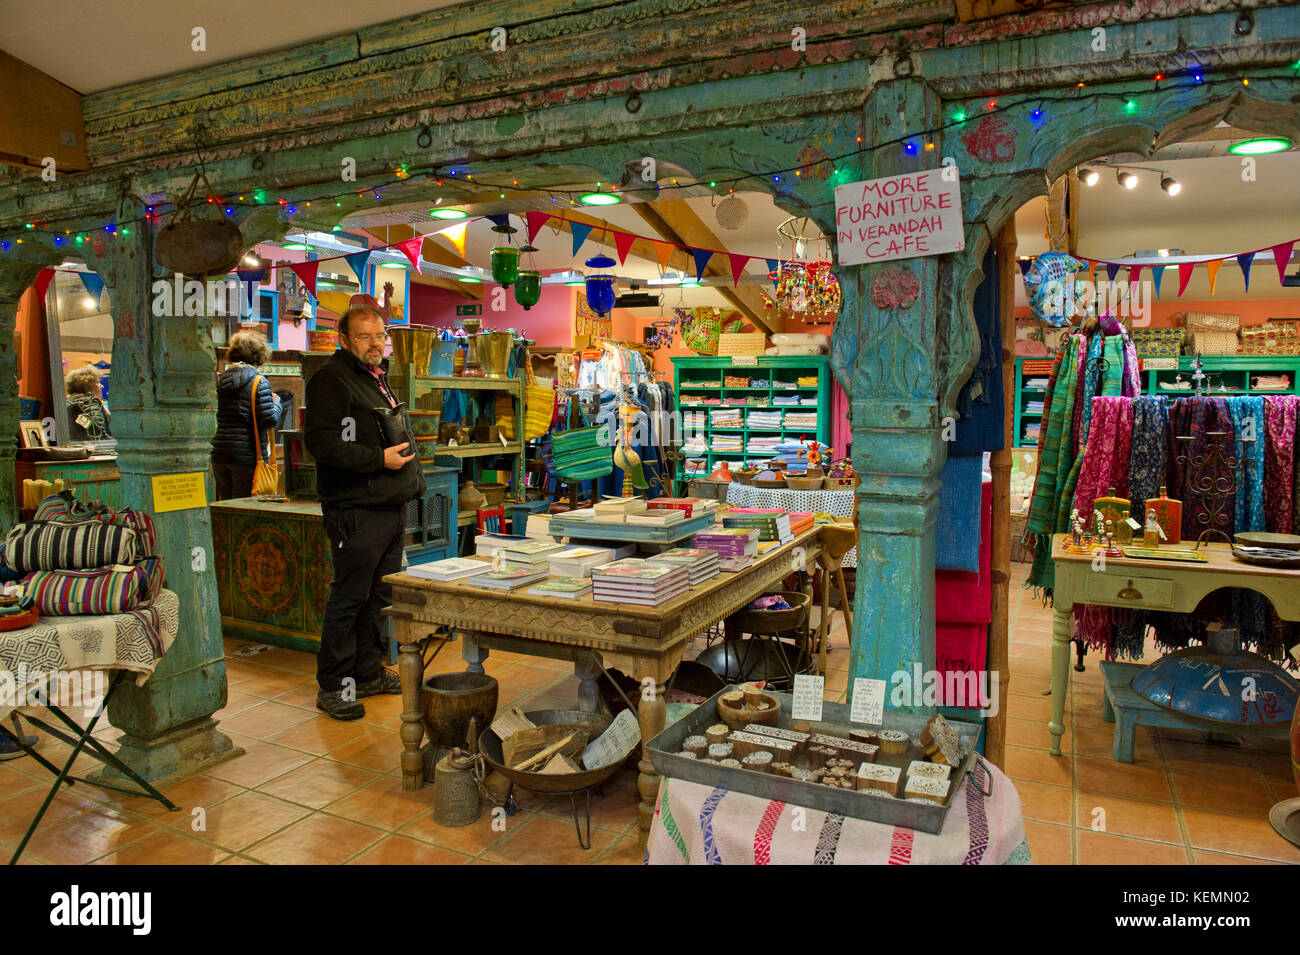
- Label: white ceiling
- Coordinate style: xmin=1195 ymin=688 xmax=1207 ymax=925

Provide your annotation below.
xmin=0 ymin=0 xmax=455 ymax=93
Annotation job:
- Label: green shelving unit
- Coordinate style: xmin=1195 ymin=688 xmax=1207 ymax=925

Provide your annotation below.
xmin=673 ymin=354 xmax=832 ymax=483
xmin=1140 ymin=355 xmax=1300 ymax=397
xmin=1013 ymin=356 xmax=1052 ymax=448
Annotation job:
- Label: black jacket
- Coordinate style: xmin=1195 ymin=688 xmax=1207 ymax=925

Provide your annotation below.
xmin=305 ymin=348 xmax=426 ymax=508
xmin=212 ymin=364 xmax=281 ymax=466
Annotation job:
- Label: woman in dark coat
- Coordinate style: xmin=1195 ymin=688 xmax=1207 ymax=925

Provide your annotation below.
xmin=212 ymin=331 xmax=282 ymax=500
xmin=65 ymin=365 xmax=111 ymax=442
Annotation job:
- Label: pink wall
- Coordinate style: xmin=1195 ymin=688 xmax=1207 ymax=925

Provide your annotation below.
xmin=408 ymin=276 xmax=576 ymax=347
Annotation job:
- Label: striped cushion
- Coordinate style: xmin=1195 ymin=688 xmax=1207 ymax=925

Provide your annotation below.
xmin=23 ymin=557 xmax=163 ymax=616
xmin=3 ymin=520 xmax=139 ymax=574
xmin=33 ymin=493 xmax=158 ymax=557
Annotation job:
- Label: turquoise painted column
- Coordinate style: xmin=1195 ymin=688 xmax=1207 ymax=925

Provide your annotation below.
xmin=92 ymin=201 xmax=241 ymax=782
xmin=834 ymin=80 xmax=952 ymax=714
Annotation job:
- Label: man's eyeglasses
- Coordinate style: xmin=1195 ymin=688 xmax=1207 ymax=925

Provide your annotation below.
xmin=346 ymin=333 xmax=389 ymax=344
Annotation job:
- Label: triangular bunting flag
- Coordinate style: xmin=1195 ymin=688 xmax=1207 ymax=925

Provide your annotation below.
xmin=1177 ymin=261 xmax=1194 ymax=297
xmin=344 ymin=250 xmax=372 ymax=286
xmin=1129 ymin=265 xmax=1142 ymax=295
xmin=1149 ymin=265 xmax=1164 ymax=301
xmin=1206 ymin=259 xmax=1222 ymax=296
xmin=397 ymin=237 xmax=423 ymax=270
xmin=1237 ymin=252 xmax=1255 ymax=292
xmin=242 ymin=279 xmax=259 ymax=311
xmin=614 ymin=231 xmax=636 ymax=265
xmin=485 ymin=213 xmax=510 ymax=230
xmin=526 ymin=211 xmax=551 ymax=244
xmin=1017 ymin=259 xmax=1032 ymax=278
xmin=765 ymin=258 xmax=780 ymax=290
xmin=1271 ymin=241 xmax=1296 ymax=286
xmin=691 ymin=248 xmax=714 ymax=281
xmin=653 ymin=241 xmax=675 ymax=274
xmin=288 ymin=260 xmax=320 ymax=298
xmin=33 ymin=268 xmax=54 ymax=304
xmin=728 ymin=253 xmax=750 ymax=287
xmin=439 ymin=223 xmax=468 ymax=259
xmin=571 ymin=222 xmax=593 ymax=257
xmin=77 ymin=271 xmax=105 ymax=303
xmin=1087 ymin=261 xmax=1098 ymax=285
xmin=1105 ymin=262 xmax=1121 ymax=283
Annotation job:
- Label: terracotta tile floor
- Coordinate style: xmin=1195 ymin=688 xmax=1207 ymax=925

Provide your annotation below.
xmin=1 ymin=572 xmax=1295 ymax=865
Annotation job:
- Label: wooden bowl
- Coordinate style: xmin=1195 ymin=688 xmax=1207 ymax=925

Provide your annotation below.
xmin=786 ymin=476 xmax=822 ymax=490
xmin=716 ymin=691 xmax=782 ymax=731
xmin=754 ymin=478 xmax=786 ymax=489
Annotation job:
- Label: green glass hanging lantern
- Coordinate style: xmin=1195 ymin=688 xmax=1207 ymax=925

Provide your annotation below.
xmin=490 ymin=246 xmax=520 ymax=287
xmin=515 ymin=270 xmax=541 ymax=310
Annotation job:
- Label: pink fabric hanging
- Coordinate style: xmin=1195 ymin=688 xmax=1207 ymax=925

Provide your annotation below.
xmin=1264 ymin=395 xmax=1297 ymax=534
xmin=831 ymin=378 xmax=850 ymax=460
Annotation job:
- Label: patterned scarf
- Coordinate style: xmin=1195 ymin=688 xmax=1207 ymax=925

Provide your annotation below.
xmin=1071 ymin=396 xmax=1135 ymax=657
xmin=1228 ymin=396 xmax=1270 ymax=650
xmin=1078 ymin=333 xmax=1104 ymax=442
xmin=1121 ymin=333 xmax=1142 ymax=398
xmin=1262 ymin=396 xmax=1299 ymax=658
xmin=1112 ymin=395 xmax=1170 ymax=659
xmin=1026 ymin=335 xmax=1082 ymax=593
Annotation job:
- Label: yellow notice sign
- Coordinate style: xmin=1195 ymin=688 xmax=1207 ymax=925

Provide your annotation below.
xmin=151 ymin=472 xmax=208 ymax=513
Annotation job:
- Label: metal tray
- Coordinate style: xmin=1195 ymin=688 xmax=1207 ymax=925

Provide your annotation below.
xmin=647 ymin=687 xmax=982 ymax=834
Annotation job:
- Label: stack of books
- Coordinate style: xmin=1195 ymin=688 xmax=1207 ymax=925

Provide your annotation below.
xmin=498 ymin=539 xmax=567 ymax=572
xmin=467 ymin=568 xmax=551 ymax=591
xmin=525 ymin=513 xmax=553 ymax=540
xmin=787 ymin=511 xmax=814 ymax=536
xmin=625 ymin=508 xmax=685 ymax=527
xmin=474 ymin=532 xmax=530 ymax=559
xmin=525 ymin=576 xmax=593 ymax=600
xmin=406 ymin=557 xmax=492 ymax=582
xmin=590 ymin=559 xmax=690 ymax=606
xmin=593 ymin=497 xmax=648 ymax=523
xmin=645 ymin=547 xmax=720 ymax=584
xmin=547 ymin=545 xmax=628 ymax=577
xmin=646 ymin=497 xmax=716 ymax=519
xmin=723 ymin=509 xmax=794 ymax=545
xmin=692 ymin=527 xmax=759 ymax=571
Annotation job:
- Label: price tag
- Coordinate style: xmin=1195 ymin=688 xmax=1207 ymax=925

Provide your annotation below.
xmin=1143 ymin=356 xmax=1178 ymax=371
xmin=791 ymin=674 xmax=824 ymax=721
xmin=850 ymin=678 xmax=887 ymax=725
xmin=499 ymin=432 xmax=508 ymax=447
xmin=731 ymin=356 xmax=759 ymax=367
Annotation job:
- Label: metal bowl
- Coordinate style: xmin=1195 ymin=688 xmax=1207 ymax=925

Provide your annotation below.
xmin=1234 ymin=532 xmax=1300 ymax=551
xmin=478 ymin=709 xmax=628 ymax=794
xmin=695 ymin=639 xmax=813 ymax=692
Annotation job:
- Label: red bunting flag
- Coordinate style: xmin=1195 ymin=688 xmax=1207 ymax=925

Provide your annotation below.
xmin=728 ymin=253 xmax=751 ymax=287
xmin=288 ymin=260 xmax=319 ymax=298
xmin=1129 ymin=265 xmax=1142 ymax=296
xmin=33 ymin=268 xmax=54 ymax=305
xmin=1271 ymin=240 xmax=1296 ymax=286
xmin=526 ymin=211 xmax=552 ymax=244
xmin=614 ymin=231 xmax=636 ymax=265
xmin=1177 ymin=261 xmax=1195 ymax=297
xmin=396 ymin=237 xmax=423 ymax=269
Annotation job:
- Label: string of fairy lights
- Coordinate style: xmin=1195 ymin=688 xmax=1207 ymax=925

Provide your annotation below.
xmin=1 ymin=67 xmax=1297 ymax=254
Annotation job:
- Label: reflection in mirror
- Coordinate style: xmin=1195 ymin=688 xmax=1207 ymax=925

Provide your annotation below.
xmin=44 ymin=269 xmax=116 ymax=453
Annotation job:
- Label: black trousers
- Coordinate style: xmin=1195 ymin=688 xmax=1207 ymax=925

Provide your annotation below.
xmin=212 ymin=460 xmax=256 ymax=501
xmin=317 ymin=504 xmax=405 ymax=692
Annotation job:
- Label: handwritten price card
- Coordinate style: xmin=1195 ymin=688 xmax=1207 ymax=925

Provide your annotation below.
xmin=791 ymin=674 xmax=825 ymax=721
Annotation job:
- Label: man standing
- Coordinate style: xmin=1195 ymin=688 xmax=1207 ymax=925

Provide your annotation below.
xmin=305 ymin=305 xmax=425 ymax=720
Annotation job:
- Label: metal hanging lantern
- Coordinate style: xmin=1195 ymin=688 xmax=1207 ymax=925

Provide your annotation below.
xmin=514 ymin=244 xmax=541 ymax=310
xmin=761 ymin=216 xmax=840 ymax=326
xmin=1131 ymin=626 xmax=1298 ymax=728
xmin=584 ymin=253 xmax=617 ymax=317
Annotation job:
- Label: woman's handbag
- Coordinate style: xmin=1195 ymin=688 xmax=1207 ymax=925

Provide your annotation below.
xmin=249 ymin=374 xmax=279 ymax=496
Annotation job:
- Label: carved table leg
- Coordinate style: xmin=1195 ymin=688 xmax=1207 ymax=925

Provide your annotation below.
xmin=462 ymin=631 xmax=488 ymax=675
xmin=637 ymin=681 xmax=666 ymax=849
xmin=1049 ymin=603 xmax=1071 ymax=756
xmin=575 ymin=651 xmax=601 ymax=713
xmin=397 ymin=640 xmax=425 ymax=791
xmin=816 ymin=555 xmax=832 ymax=674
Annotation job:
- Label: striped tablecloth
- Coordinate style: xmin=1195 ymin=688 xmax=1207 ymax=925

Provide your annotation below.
xmin=725 ymin=483 xmax=857 ymax=568
xmin=646 ymin=755 xmax=1030 ymax=865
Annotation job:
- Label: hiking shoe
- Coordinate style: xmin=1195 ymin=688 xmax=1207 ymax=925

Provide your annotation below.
xmin=0 ymin=733 xmax=36 ymax=760
xmin=356 ymin=669 xmax=402 ymax=698
xmin=316 ymin=690 xmax=365 ymax=721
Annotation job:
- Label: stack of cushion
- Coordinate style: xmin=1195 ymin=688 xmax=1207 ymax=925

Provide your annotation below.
xmin=2 ymin=495 xmax=163 ymax=619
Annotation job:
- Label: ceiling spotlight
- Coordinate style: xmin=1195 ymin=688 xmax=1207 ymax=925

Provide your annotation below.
xmin=242 ymin=254 xmax=260 ymax=266
xmin=83 ymin=296 xmax=97 ymax=308
xmin=430 ymin=208 xmax=468 ymax=219
xmin=1116 ymin=170 xmax=1138 ymax=189
xmin=579 ymin=192 xmax=621 ymax=206
xmin=1160 ymin=176 xmax=1182 ymax=195
xmin=1079 ymin=168 xmax=1100 ymax=186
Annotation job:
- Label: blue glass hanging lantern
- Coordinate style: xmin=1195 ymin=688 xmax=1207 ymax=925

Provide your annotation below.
xmin=584 ymin=253 xmax=617 ymax=317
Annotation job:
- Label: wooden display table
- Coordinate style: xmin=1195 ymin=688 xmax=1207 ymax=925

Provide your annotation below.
xmin=1049 ymin=535 xmax=1300 ymax=756
xmin=385 ymin=527 xmax=825 ymax=846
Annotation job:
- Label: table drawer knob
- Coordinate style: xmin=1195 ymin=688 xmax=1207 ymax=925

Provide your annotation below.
xmin=1117 ymin=580 xmax=1143 ymax=600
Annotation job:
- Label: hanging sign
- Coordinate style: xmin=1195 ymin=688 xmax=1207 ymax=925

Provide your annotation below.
xmin=456 ymin=304 xmax=482 ymax=316
xmin=834 ymin=169 xmax=964 ymax=266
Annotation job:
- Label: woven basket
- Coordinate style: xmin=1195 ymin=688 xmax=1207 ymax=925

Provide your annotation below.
xmin=718 ymin=332 xmax=768 ymax=356
xmin=786 ymin=475 xmax=822 ymax=490
xmin=1180 ymin=311 xmax=1241 ymax=334
xmin=1191 ymin=330 xmax=1240 ymax=356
